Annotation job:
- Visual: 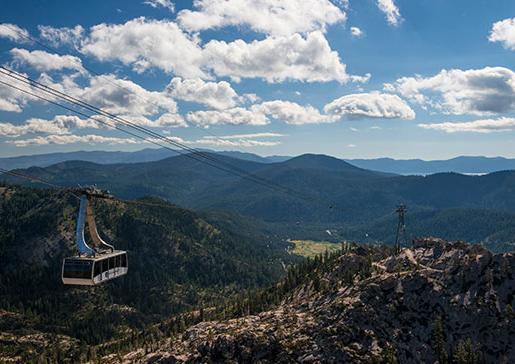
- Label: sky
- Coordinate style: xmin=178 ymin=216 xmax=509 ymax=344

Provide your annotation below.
xmin=1 ymin=0 xmax=515 ymax=160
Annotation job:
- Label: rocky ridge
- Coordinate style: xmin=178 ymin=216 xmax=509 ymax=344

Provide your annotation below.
xmin=124 ymin=238 xmax=515 ymax=363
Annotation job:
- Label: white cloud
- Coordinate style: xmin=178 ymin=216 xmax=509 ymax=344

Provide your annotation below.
xmin=177 ymin=0 xmax=345 ymax=36
xmin=187 ymin=100 xmax=337 ymax=126
xmin=241 ymin=93 xmax=260 ymax=103
xmin=75 ymin=17 xmax=361 ymax=84
xmin=347 ymin=143 xmax=356 ymax=148
xmin=153 ymin=112 xmax=187 ymax=127
xmin=489 ymin=17 xmax=515 ymax=50
xmin=10 ymin=48 xmax=84 ymax=72
xmin=390 ymin=67 xmax=515 ymax=115
xmin=324 ymin=92 xmax=415 ymax=119
xmin=195 ymin=132 xmax=282 ymax=147
xmin=418 ymin=117 xmax=515 ymax=133
xmin=81 ymin=17 xmax=205 ymax=78
xmin=10 ymin=134 xmax=141 ymax=147
xmin=186 ymin=107 xmax=270 ymax=126
xmin=38 ymin=25 xmax=84 ymax=47
xmin=0 ymin=115 xmax=100 ymax=137
xmin=166 ymin=77 xmax=238 ymax=110
xmin=377 ymin=0 xmax=402 ymax=27
xmin=350 ymin=26 xmax=364 ymax=38
xmin=254 ymin=100 xmax=337 ymax=124
xmin=143 ymin=0 xmax=175 ymax=12
xmin=210 ymin=132 xmax=283 ymax=139
xmin=0 ymin=23 xmax=29 ymax=42
xmin=195 ymin=137 xmax=280 ymax=147
xmin=203 ymin=31 xmax=354 ymax=83
xmin=81 ymin=74 xmax=178 ymax=116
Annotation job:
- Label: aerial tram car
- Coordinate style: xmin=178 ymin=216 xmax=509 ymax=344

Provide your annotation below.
xmin=62 ymin=187 xmax=128 ymax=285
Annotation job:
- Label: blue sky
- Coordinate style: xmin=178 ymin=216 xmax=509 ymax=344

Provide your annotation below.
xmin=1 ymin=0 xmax=515 ymax=159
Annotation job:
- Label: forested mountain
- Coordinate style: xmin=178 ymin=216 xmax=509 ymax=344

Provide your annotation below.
xmin=4 ymin=148 xmax=515 ymax=175
xmin=0 ymin=184 xmax=296 ymax=362
xmin=4 ymin=153 xmax=515 ymax=248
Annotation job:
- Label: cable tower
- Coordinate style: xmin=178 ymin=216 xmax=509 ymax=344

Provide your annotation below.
xmin=395 ymin=204 xmax=408 ymax=254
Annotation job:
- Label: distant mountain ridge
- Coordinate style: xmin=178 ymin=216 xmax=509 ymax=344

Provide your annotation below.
xmin=347 ymin=155 xmax=515 ymax=175
xmin=0 ymin=148 xmax=290 ymax=170
xmin=2 ymin=149 xmax=515 ymax=175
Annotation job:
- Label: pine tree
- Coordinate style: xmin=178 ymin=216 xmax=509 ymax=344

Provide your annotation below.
xmin=431 ymin=316 xmax=448 ymax=364
xmin=453 ymin=338 xmax=481 ymax=364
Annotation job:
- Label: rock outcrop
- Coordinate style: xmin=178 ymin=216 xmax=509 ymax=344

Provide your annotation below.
xmin=128 ymin=239 xmax=515 ymax=363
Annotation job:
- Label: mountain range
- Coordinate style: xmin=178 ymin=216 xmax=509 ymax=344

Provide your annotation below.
xmin=347 ymin=155 xmax=515 ymax=175
xmin=3 ymin=152 xmax=515 ymax=247
xmin=2 ymin=148 xmax=515 ymax=175
xmin=0 ymin=148 xmax=289 ymax=170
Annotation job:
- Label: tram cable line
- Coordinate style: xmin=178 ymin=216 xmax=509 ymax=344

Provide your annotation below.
xmin=0 ymin=67 xmax=308 ymax=201
xmin=0 ymin=166 xmax=180 ymax=211
xmin=1 ymin=22 xmax=307 ymax=198
xmin=0 ymin=167 xmax=64 ymax=190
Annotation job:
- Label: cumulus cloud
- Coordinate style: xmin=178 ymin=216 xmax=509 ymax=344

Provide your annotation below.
xmin=0 ymin=23 xmax=29 ymax=42
xmin=324 ymin=92 xmax=415 ymax=119
xmin=186 ymin=107 xmax=269 ymax=127
xmin=0 ymin=115 xmax=100 ymax=137
xmin=489 ymin=17 xmax=515 ymax=50
xmin=80 ymin=74 xmax=178 ymax=116
xmin=10 ymin=134 xmax=140 ymax=147
xmin=153 ymin=112 xmax=187 ymax=127
xmin=418 ymin=117 xmax=515 ymax=133
xmin=210 ymin=132 xmax=283 ymax=139
xmin=166 ymin=77 xmax=238 ymax=110
xmin=187 ymin=100 xmax=339 ymax=126
xmin=195 ymin=137 xmax=280 ymax=147
xmin=71 ymin=17 xmax=359 ymax=84
xmin=143 ymin=0 xmax=175 ymax=12
xmin=177 ymin=0 xmax=345 ymax=36
xmin=350 ymin=26 xmax=364 ymax=38
xmin=38 ymin=25 xmax=84 ymax=47
xmin=10 ymin=48 xmax=84 ymax=72
xmin=377 ymin=0 xmax=402 ymax=27
xmin=203 ymin=31 xmax=354 ymax=83
xmin=81 ymin=17 xmax=205 ymax=78
xmin=37 ymin=73 xmax=186 ymax=127
xmin=389 ymin=67 xmax=515 ymax=115
xmin=254 ymin=100 xmax=337 ymax=124
xmin=195 ymin=132 xmax=282 ymax=147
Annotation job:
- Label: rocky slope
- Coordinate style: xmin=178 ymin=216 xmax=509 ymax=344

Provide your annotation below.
xmin=126 ymin=238 xmax=515 ymax=363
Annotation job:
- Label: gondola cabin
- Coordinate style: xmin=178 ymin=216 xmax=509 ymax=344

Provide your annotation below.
xmin=62 ymin=250 xmax=128 ymax=286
